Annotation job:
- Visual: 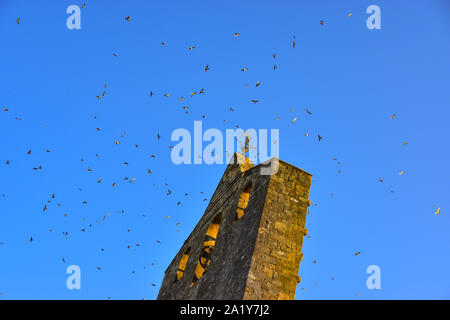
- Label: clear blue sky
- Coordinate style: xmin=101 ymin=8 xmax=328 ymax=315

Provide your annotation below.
xmin=0 ymin=0 xmax=449 ymax=300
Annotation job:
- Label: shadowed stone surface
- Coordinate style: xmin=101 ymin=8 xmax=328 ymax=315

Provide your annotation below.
xmin=157 ymin=154 xmax=312 ymax=300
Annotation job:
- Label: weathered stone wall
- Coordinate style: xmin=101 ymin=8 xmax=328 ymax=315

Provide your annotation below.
xmin=243 ymin=161 xmax=312 ymax=300
xmin=157 ymin=155 xmax=312 ymax=300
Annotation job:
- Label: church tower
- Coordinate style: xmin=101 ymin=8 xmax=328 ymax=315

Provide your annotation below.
xmin=157 ymin=154 xmax=312 ymax=300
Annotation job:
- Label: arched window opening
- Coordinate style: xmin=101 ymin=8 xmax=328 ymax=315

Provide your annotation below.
xmin=176 ymin=247 xmax=191 ymax=281
xmin=236 ymin=183 xmax=252 ymax=221
xmin=192 ymin=213 xmax=222 ymax=285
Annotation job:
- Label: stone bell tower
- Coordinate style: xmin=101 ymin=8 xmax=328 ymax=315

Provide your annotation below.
xmin=157 ymin=154 xmax=312 ymax=300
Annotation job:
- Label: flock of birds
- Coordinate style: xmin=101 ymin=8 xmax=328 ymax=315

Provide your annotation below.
xmin=1 ymin=6 xmax=441 ymax=300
